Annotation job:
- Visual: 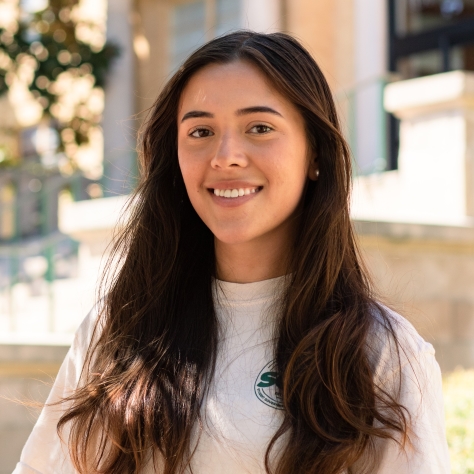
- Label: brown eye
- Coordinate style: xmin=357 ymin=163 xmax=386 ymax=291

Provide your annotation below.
xmin=249 ymin=125 xmax=272 ymax=134
xmin=190 ymin=128 xmax=213 ymax=138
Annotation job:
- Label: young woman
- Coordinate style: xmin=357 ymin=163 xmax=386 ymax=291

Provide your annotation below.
xmin=14 ymin=31 xmax=449 ymax=474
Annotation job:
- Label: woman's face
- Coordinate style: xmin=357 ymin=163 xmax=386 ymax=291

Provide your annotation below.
xmin=177 ymin=60 xmax=316 ymax=248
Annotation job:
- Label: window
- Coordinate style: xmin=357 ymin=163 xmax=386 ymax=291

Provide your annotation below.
xmin=395 ymin=0 xmax=474 ymax=37
xmin=387 ymin=0 xmax=474 ymax=168
xmin=389 ymin=0 xmax=474 ymax=75
xmin=169 ymin=0 xmax=241 ymax=73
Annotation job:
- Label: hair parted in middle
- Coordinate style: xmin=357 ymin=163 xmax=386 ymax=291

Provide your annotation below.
xmin=57 ymin=30 xmax=409 ymax=474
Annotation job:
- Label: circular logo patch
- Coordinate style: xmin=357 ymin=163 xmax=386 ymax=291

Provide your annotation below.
xmin=254 ymin=360 xmax=284 ymax=410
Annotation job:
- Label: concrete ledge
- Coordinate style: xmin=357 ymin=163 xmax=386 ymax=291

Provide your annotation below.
xmin=0 ymin=333 xmax=74 ymax=347
xmin=385 ymin=70 xmax=474 ymax=118
xmin=0 ymin=344 xmax=69 ymax=377
xmin=59 ymin=194 xmax=129 ymax=243
xmin=354 ymin=219 xmax=474 ymax=244
xmin=0 ymin=362 xmax=62 ymax=377
xmin=59 ymin=194 xmax=131 ymax=255
xmin=0 ymin=344 xmax=70 ymax=363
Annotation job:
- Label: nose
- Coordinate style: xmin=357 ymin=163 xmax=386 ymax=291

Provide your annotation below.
xmin=211 ymin=132 xmax=248 ymax=169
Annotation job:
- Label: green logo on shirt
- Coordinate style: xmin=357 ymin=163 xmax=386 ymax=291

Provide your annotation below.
xmin=254 ymin=361 xmax=284 ymax=410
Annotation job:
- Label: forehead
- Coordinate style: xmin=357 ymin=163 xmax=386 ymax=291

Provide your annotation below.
xmin=178 ymin=60 xmax=289 ymax=113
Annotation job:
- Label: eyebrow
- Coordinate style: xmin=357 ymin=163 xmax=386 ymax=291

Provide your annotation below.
xmin=236 ymin=106 xmax=283 ymax=117
xmin=180 ymin=106 xmax=283 ymax=123
xmin=180 ymin=111 xmax=213 ymax=122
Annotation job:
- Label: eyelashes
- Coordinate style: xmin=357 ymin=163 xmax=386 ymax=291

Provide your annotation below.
xmin=189 ymin=127 xmax=213 ymax=138
xmin=188 ymin=124 xmax=274 ymax=138
xmin=248 ymin=124 xmax=273 ymax=134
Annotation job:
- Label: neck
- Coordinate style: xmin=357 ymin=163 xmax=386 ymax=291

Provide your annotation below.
xmin=215 ymin=232 xmax=292 ymax=284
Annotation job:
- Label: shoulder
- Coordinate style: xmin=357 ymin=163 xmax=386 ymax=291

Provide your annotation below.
xmin=60 ymin=300 xmax=106 ymax=386
xmin=71 ymin=300 xmax=105 ymax=353
xmin=361 ymin=307 xmax=450 ymax=472
xmin=366 ymin=303 xmax=438 ymax=387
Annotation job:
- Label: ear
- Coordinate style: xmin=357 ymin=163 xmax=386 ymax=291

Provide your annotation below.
xmin=307 ymin=155 xmax=319 ymax=181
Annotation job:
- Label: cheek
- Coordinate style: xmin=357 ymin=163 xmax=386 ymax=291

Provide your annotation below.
xmin=278 ymin=171 xmax=309 ymax=217
xmin=269 ymin=152 xmax=308 ymax=197
xmin=178 ymin=157 xmax=208 ymax=220
xmin=178 ymin=153 xmax=199 ymax=191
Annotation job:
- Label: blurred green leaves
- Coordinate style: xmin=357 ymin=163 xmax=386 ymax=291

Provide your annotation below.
xmin=0 ymin=0 xmax=119 ymax=157
xmin=444 ymin=369 xmax=474 ymax=473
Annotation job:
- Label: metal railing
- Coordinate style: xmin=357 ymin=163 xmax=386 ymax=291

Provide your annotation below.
xmin=0 ymin=150 xmax=137 ymax=336
xmin=0 ymin=232 xmax=79 ymax=333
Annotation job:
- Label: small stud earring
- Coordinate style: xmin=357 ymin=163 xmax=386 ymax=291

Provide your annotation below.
xmin=315 ymin=169 xmax=320 ymax=178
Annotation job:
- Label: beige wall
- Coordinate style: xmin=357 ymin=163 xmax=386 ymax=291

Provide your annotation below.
xmin=285 ymin=0 xmax=356 ymax=141
xmin=285 ymin=0 xmax=355 ymax=93
xmin=134 ymin=0 xmax=171 ymax=115
xmin=0 ymin=345 xmax=68 ymax=473
xmin=356 ymin=220 xmax=474 ymax=373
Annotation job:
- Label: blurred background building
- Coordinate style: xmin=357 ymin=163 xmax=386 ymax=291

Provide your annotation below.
xmin=2 ymin=0 xmax=474 ymax=471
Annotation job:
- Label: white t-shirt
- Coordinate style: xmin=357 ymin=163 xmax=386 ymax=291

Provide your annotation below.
xmin=13 ymin=277 xmax=450 ymax=473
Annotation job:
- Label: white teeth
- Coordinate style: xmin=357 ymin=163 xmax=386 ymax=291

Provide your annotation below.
xmin=213 ymin=187 xmax=259 ymax=198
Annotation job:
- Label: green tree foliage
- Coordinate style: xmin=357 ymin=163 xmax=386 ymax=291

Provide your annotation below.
xmin=444 ymin=369 xmax=474 ymax=473
xmin=0 ymin=0 xmax=119 ymax=162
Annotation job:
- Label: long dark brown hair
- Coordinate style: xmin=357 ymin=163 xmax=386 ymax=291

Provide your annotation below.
xmin=58 ymin=31 xmax=409 ymax=474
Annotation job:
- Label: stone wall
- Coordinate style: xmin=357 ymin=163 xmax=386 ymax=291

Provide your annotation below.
xmin=0 ymin=344 xmax=68 ymax=474
xmin=356 ymin=219 xmax=474 ymax=372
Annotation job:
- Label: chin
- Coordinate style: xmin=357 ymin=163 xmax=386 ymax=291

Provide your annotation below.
xmin=212 ymin=229 xmax=258 ymax=246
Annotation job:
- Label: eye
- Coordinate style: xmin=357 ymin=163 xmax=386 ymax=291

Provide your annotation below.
xmin=248 ymin=124 xmax=273 ymax=134
xmin=189 ymin=127 xmax=214 ymax=138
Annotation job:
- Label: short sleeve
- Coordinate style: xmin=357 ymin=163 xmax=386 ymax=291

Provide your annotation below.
xmin=12 ymin=306 xmax=100 ymax=474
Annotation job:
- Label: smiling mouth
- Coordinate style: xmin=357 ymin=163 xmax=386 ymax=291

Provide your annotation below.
xmin=210 ymin=186 xmax=263 ymax=198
